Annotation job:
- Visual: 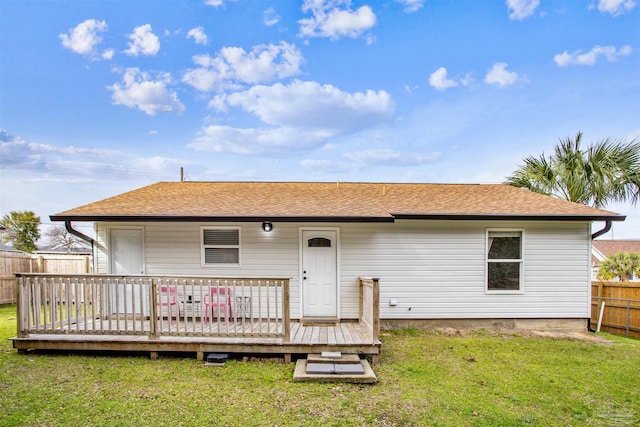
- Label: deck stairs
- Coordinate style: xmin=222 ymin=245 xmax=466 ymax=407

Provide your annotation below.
xmin=292 ymin=352 xmax=377 ymax=384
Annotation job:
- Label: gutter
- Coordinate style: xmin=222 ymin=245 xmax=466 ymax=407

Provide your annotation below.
xmin=50 ymin=213 xmax=627 ymax=223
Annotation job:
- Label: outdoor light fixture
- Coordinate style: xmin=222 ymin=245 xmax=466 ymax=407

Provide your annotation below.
xmin=262 ymin=221 xmax=273 ymax=232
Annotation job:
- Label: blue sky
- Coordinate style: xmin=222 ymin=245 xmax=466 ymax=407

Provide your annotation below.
xmin=0 ymin=0 xmax=639 ymax=239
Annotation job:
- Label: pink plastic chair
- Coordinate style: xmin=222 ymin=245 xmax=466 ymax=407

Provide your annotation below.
xmin=203 ymin=287 xmax=232 ymax=322
xmin=158 ymin=285 xmax=178 ymax=325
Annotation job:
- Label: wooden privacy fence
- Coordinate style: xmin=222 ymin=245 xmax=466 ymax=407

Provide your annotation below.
xmin=0 ymin=251 xmax=34 ymax=305
xmin=591 ymin=281 xmax=640 ymax=339
xmin=17 ymin=274 xmax=290 ymax=341
xmin=0 ymin=252 xmax=91 ymax=304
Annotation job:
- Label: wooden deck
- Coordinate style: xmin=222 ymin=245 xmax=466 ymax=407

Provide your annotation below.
xmin=12 ymin=320 xmax=381 ymax=360
xmin=13 ymin=274 xmax=381 ymax=361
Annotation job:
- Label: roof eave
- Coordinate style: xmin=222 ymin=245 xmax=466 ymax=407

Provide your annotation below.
xmin=392 ymin=213 xmax=627 ymax=221
xmin=50 ymin=213 xmax=626 ymax=223
xmin=49 ymin=215 xmax=396 ymax=223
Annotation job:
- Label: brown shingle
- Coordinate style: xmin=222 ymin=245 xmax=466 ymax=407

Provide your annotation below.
xmin=593 ymin=240 xmax=640 ymax=257
xmin=51 ymin=181 xmax=623 ymax=221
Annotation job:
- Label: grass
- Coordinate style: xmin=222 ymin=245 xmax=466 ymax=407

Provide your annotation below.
xmin=1 ymin=305 xmax=639 ymax=427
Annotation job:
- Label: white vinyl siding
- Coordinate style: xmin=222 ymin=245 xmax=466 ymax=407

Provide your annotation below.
xmin=95 ymin=220 xmax=592 ymax=320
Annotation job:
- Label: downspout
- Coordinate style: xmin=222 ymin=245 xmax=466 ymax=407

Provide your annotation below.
xmin=65 ymin=220 xmax=96 ymax=273
xmin=587 ymin=220 xmax=612 ymax=332
xmin=591 ymin=220 xmax=611 ymax=240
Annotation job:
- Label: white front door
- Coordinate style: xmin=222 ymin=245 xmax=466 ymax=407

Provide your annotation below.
xmin=110 ymin=228 xmax=146 ymax=315
xmin=302 ymin=230 xmax=338 ymax=317
xmin=110 ymin=229 xmax=144 ymax=275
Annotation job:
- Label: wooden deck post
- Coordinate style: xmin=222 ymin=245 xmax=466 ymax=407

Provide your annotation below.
xmin=283 ymin=279 xmax=291 ymax=343
xmin=371 ymin=278 xmax=380 ymax=344
xmin=150 ymin=279 xmax=158 ymax=339
xmin=16 ymin=275 xmax=26 ymax=338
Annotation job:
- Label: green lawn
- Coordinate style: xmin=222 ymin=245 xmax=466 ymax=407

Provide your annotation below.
xmin=1 ymin=305 xmax=638 ymax=427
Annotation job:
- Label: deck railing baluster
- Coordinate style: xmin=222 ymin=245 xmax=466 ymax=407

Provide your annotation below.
xmin=32 ymin=276 xmax=38 ymax=331
xmin=16 ymin=274 xmax=292 ymax=340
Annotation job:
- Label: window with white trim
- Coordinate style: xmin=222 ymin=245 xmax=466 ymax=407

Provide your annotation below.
xmin=487 ymin=230 xmax=523 ymax=292
xmin=201 ymin=227 xmax=240 ymax=265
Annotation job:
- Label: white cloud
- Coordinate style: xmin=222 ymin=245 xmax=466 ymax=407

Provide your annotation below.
xmin=596 ymin=0 xmax=636 ymax=15
xmin=484 ymin=62 xmax=527 ymax=87
xmin=124 ymin=24 xmax=160 ymax=57
xmin=342 ymin=148 xmax=441 ymax=165
xmin=263 ymin=8 xmax=280 ymax=26
xmin=214 ymin=80 xmax=395 ymax=133
xmin=190 ymin=126 xmax=332 ymax=155
xmin=0 ymin=128 xmax=120 ymax=173
xmin=429 ymin=67 xmax=475 ymax=91
xmin=108 ymin=68 xmax=185 ymax=115
xmin=429 ymin=67 xmax=458 ymax=91
xmin=506 ymin=0 xmax=540 ymax=20
xmin=300 ymin=158 xmax=355 ymax=172
xmin=553 ymin=45 xmax=632 ymax=67
xmin=187 ymin=27 xmax=208 ymax=45
xmin=0 ymin=129 xmax=200 ymax=184
xmin=299 ymin=0 xmax=377 ymax=40
xmin=395 ymin=0 xmax=424 ymax=13
xmin=59 ymin=19 xmax=110 ymax=59
xmin=205 ymin=0 xmax=224 ymax=6
xmin=195 ymin=80 xmax=395 ymax=155
xmin=182 ymin=41 xmax=304 ymax=92
xmin=101 ymin=49 xmax=115 ymax=60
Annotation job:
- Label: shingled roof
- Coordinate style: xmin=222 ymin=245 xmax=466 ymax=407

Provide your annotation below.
xmin=593 ymin=240 xmax=640 ymax=258
xmin=50 ymin=181 xmax=624 ymax=222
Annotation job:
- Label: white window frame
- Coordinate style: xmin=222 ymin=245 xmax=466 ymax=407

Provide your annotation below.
xmin=485 ymin=228 xmax=525 ymax=294
xmin=201 ymin=226 xmax=241 ymax=267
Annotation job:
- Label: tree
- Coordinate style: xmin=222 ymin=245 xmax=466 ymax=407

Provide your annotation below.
xmin=0 ymin=210 xmax=41 ymax=253
xmin=505 ymin=132 xmax=640 ymax=208
xmin=597 ymin=251 xmax=640 ymax=281
xmin=44 ymin=226 xmax=85 ymax=253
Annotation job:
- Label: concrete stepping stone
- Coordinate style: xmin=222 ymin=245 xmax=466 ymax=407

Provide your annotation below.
xmin=293 ymin=359 xmax=377 ymax=384
xmin=307 ymin=353 xmax=361 ymax=364
xmin=335 ymin=363 xmax=365 ymax=375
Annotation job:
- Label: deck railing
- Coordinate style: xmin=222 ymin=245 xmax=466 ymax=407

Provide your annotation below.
xmin=359 ymin=277 xmax=380 ymax=343
xmin=16 ymin=274 xmax=290 ymax=341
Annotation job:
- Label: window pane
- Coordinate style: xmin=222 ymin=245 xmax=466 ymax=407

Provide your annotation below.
xmin=488 ymin=233 xmax=521 ymax=259
xmin=308 ymin=237 xmax=331 ymax=247
xmin=203 ymin=229 xmax=239 ymax=246
xmin=204 ymin=248 xmax=239 ymax=264
xmin=488 ymin=262 xmax=520 ymax=290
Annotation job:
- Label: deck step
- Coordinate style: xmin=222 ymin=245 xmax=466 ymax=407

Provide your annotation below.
xmin=301 ymin=317 xmax=339 ymax=326
xmin=292 ymin=353 xmax=377 ymax=384
xmin=307 ymin=352 xmax=361 ymax=364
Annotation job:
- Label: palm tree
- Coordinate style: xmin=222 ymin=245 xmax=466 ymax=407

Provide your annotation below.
xmin=505 ymin=132 xmax=640 ymax=208
xmin=597 ymin=252 xmax=640 ymax=281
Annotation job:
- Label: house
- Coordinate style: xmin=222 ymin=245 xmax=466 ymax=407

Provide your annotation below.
xmin=13 ymin=181 xmax=624 ymax=359
xmin=592 ymin=239 xmax=640 ymax=281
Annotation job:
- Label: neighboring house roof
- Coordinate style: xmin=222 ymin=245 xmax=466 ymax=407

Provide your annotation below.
xmin=0 ymin=243 xmax=22 ymax=253
xmin=592 ymin=239 xmax=640 ymax=263
xmin=50 ymin=181 xmax=625 ymax=223
xmin=35 ymin=246 xmax=92 ymax=255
